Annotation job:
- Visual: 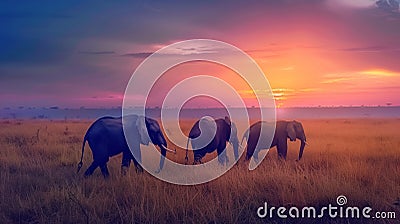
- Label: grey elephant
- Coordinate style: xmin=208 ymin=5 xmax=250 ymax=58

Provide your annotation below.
xmin=242 ymin=120 xmax=307 ymax=162
xmin=185 ymin=116 xmax=240 ymax=165
xmin=77 ymin=115 xmax=176 ymax=178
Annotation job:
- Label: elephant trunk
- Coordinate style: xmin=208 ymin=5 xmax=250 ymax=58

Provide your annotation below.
xmin=231 ymin=139 xmax=239 ymax=161
xmin=156 ymin=144 xmax=176 ymax=172
xmin=158 ymin=144 xmax=167 ymax=172
xmin=298 ymin=139 xmax=306 ymax=160
xmin=156 ymin=134 xmax=175 ymax=154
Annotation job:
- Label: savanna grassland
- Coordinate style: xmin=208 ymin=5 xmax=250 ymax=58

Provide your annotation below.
xmin=0 ymin=119 xmax=399 ymax=223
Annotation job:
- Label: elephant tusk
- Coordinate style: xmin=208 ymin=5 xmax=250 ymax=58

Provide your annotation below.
xmin=303 ymin=141 xmax=309 ymax=146
xmin=161 ymin=144 xmax=176 ymax=154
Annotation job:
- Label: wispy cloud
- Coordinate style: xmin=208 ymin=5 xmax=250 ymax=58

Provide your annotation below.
xmin=322 ymin=69 xmax=400 ymax=84
xmin=165 ymin=44 xmax=223 ymax=55
xmin=272 ymin=88 xmax=295 ymax=101
xmin=120 ymin=44 xmax=226 ymax=58
xmin=321 ymin=76 xmax=356 ymax=84
xmin=325 ymin=0 xmax=376 ymax=9
xmin=237 ymin=89 xmax=273 ymax=97
xmin=358 ymin=69 xmax=399 ymax=77
xmin=280 ymin=66 xmax=294 ymax=71
xmin=338 ymin=45 xmax=400 ymax=53
xmin=238 ymin=88 xmax=295 ymax=101
xmin=238 ymin=88 xmax=325 ymax=104
xmin=121 ymin=52 xmax=153 ymax=58
xmin=78 ymin=51 xmax=115 ymax=55
xmin=297 ymin=88 xmax=322 ymax=93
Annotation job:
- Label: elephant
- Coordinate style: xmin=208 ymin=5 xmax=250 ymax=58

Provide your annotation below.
xmin=77 ymin=115 xmax=176 ymax=178
xmin=185 ymin=116 xmax=240 ymax=165
xmin=242 ymin=120 xmax=307 ymax=162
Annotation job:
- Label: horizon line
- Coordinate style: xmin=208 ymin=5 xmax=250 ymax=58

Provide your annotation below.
xmin=3 ymin=105 xmax=400 ymax=110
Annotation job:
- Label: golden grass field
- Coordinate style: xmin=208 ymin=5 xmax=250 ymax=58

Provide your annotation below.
xmin=0 ymin=119 xmax=399 ymax=223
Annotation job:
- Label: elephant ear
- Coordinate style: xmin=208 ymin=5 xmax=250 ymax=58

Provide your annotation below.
xmin=224 ymin=116 xmax=232 ymax=139
xmin=136 ymin=116 xmax=151 ymax=145
xmin=229 ymin=122 xmax=238 ymax=142
xmin=287 ymin=121 xmax=296 ymax=141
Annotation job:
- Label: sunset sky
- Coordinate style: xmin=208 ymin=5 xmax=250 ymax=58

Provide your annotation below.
xmin=1 ymin=0 xmax=400 ymax=108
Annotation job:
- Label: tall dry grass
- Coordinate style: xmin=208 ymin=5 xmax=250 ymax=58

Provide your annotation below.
xmin=0 ymin=119 xmax=399 ymax=223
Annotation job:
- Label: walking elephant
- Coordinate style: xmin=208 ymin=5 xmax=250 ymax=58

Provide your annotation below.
xmin=77 ymin=115 xmax=176 ymax=178
xmin=185 ymin=116 xmax=240 ymax=165
xmin=242 ymin=120 xmax=307 ymax=162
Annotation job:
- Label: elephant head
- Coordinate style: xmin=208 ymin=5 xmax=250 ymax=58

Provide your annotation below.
xmin=136 ymin=116 xmax=175 ymax=171
xmin=286 ymin=120 xmax=307 ymax=160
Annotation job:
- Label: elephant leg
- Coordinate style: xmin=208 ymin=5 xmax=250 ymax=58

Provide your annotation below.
xmin=193 ymin=150 xmax=206 ymax=164
xmin=277 ymin=139 xmax=288 ymax=160
xmin=245 ymin=137 xmax=257 ymax=160
xmin=84 ymin=161 xmax=99 ymax=177
xmin=121 ymin=166 xmax=128 ymax=175
xmin=121 ymin=151 xmax=133 ymax=167
xmin=193 ymin=159 xmax=203 ymax=165
xmin=193 ymin=157 xmax=201 ymax=165
xmin=216 ymin=141 xmax=227 ymax=165
xmin=130 ymin=142 xmax=143 ymax=173
xmin=100 ymin=164 xmax=110 ymax=178
xmin=121 ymin=150 xmax=133 ymax=175
xmin=217 ymin=148 xmax=227 ymax=165
xmin=217 ymin=150 xmax=225 ymax=165
xmin=132 ymin=157 xmax=143 ymax=173
xmin=131 ymin=151 xmax=143 ymax=173
xmin=253 ymin=148 xmax=261 ymax=163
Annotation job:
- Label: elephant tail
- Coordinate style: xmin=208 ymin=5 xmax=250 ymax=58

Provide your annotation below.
xmin=77 ymin=134 xmax=87 ymax=173
xmin=185 ymin=137 xmax=190 ymax=165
